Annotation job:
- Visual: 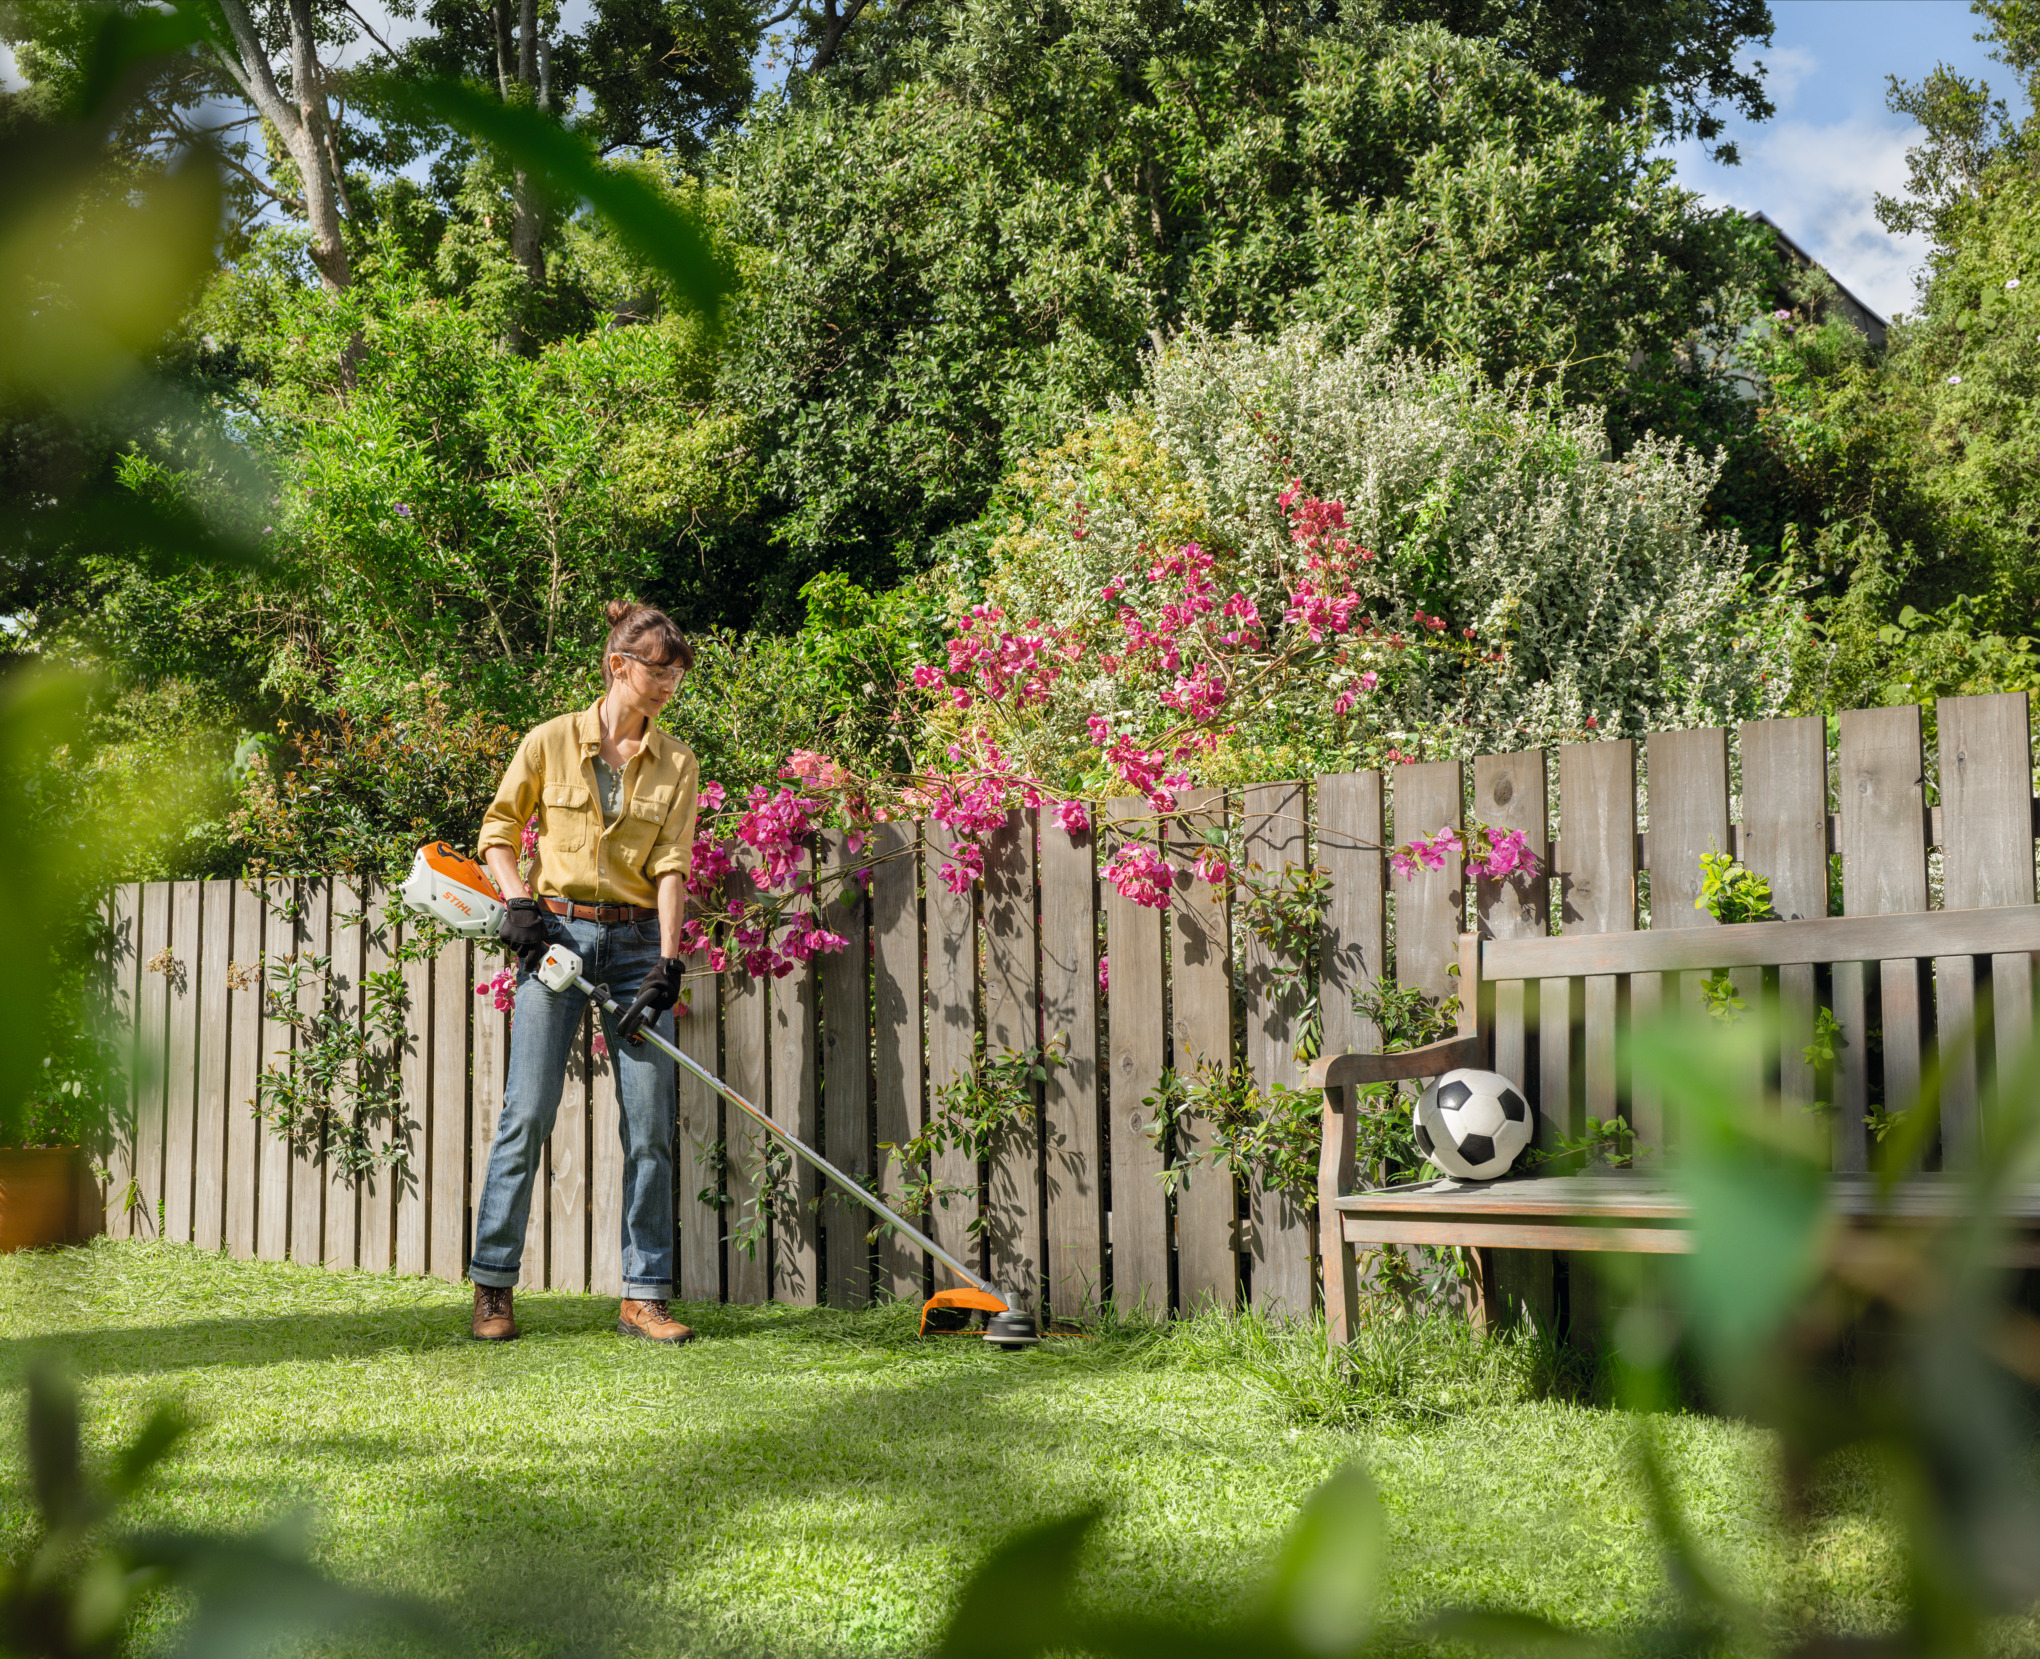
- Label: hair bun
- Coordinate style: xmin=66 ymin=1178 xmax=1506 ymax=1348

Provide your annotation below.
xmin=603 ymin=599 xmax=640 ymax=627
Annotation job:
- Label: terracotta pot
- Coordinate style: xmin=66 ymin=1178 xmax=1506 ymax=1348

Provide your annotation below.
xmin=0 ymin=1148 xmax=89 ymax=1251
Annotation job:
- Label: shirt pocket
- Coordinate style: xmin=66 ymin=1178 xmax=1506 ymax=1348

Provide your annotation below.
xmin=541 ymin=781 xmax=592 ymax=852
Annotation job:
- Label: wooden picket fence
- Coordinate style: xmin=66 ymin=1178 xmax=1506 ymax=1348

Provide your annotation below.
xmin=96 ymin=694 xmax=2040 ymax=1318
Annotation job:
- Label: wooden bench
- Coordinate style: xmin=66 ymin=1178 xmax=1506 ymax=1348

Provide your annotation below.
xmin=1310 ymin=903 xmax=2040 ymax=1344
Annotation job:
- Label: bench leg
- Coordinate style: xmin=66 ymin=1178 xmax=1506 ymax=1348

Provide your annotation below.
xmin=1319 ymin=1083 xmax=1361 ymax=1348
xmin=1323 ymin=1218 xmax=1360 ymax=1348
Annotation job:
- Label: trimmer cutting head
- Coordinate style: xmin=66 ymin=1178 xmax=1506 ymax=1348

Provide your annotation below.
xmin=919 ymin=1287 xmax=1040 ymax=1349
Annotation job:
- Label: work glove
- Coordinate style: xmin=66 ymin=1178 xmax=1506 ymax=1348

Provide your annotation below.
xmin=499 ymin=897 xmax=553 ymax=975
xmin=618 ymin=957 xmax=685 ymax=1046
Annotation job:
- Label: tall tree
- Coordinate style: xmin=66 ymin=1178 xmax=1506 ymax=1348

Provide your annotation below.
xmin=3 ymin=0 xmax=359 ymax=286
xmin=1381 ymin=0 xmax=1776 ymax=162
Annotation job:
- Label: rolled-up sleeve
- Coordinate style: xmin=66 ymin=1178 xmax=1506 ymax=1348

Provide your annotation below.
xmin=478 ymin=730 xmax=545 ymax=856
xmin=644 ymin=746 xmax=701 ymax=882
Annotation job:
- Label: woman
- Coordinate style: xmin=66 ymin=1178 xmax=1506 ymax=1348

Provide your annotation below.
xmin=468 ymin=600 xmax=701 ymax=1343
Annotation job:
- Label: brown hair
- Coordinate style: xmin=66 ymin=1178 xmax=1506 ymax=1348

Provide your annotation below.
xmin=601 ymin=600 xmax=693 ymax=688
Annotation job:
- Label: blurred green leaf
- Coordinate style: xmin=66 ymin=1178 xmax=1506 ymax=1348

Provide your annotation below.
xmin=26 ymin=1364 xmax=83 ymax=1532
xmin=934 ymin=1510 xmax=1093 ymax=1659
xmin=0 ymin=669 xmax=97 ymax=1145
xmin=1625 ymin=1014 xmax=1828 ymax=1373
xmin=1266 ymin=1462 xmax=1381 ymax=1656
xmin=379 ymin=79 xmax=734 ymax=322
xmin=71 ymin=1 xmax=226 ymax=123
xmin=0 ymin=155 xmax=222 ymax=411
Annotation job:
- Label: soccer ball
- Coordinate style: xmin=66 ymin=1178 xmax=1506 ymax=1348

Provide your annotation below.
xmin=1413 ymin=1068 xmax=1533 ymax=1181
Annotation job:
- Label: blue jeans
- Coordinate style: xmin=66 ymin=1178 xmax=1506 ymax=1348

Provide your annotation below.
xmin=470 ymin=914 xmax=676 ymax=1300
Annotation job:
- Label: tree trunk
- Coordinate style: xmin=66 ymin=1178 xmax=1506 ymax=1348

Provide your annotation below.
xmin=505 ymin=0 xmax=547 ymax=348
xmin=213 ymin=0 xmax=351 ymax=291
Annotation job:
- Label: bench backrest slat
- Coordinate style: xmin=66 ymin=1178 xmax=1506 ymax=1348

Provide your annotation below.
xmin=1481 ymin=903 xmax=2040 ymax=982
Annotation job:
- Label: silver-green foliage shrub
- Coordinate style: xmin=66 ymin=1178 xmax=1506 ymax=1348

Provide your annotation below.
xmin=985 ymin=325 xmax=1798 ymax=772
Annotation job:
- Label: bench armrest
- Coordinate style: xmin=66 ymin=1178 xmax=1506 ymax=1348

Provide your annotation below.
xmin=1305 ymin=1034 xmax=1484 ymax=1091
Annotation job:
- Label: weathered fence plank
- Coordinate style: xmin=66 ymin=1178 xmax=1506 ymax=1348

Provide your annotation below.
xmin=722 ymin=908 xmax=769 ymax=1306
xmin=1168 ymin=790 xmax=1234 ymax=1312
xmin=1242 ymin=780 xmax=1311 ymax=1317
xmin=1102 ymin=800 xmax=1167 ymax=1314
xmin=192 ymin=880 xmax=231 ymax=1253
xmin=770 ymin=941 xmax=819 ymax=1305
xmin=393 ymin=911 xmax=427 ymax=1276
xmin=105 ymin=886 xmax=142 ymax=1239
xmin=819 ymin=832 xmax=872 ymax=1309
xmin=163 ymin=880 xmax=202 ymax=1245
xmin=1557 ymin=741 xmax=1633 ymax=1150
xmin=1740 ymin=716 xmax=1830 ymax=1113
xmin=430 ymin=934 xmax=469 ymax=1283
xmin=870 ymin=824 xmax=925 ymax=1300
xmin=1039 ymin=806 xmax=1102 ymax=1316
xmin=1838 ymin=705 xmax=1930 ymax=1168
xmin=321 ymin=882 xmax=363 ymax=1269
xmin=675 ymin=968 xmax=722 ymax=1303
xmin=1317 ymin=772 xmax=1385 ymax=1060
xmin=922 ymin=834 xmax=979 ymax=1276
xmin=1473 ymin=750 xmax=1550 ymax=1329
xmin=984 ymin=809 xmax=1043 ymax=1308
xmin=223 ymin=883 xmax=262 ymax=1260
xmin=362 ymin=897 xmax=399 ymax=1274
xmin=1937 ymin=692 xmax=2033 ymax=1163
xmin=255 ymin=882 xmax=292 ymax=1262
xmin=288 ymin=882 xmax=326 ymax=1263
xmin=1646 ymin=727 xmax=1734 ymax=1141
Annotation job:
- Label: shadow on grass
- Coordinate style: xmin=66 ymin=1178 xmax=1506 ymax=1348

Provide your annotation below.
xmin=0 ymin=1251 xmax=1294 ymax=1658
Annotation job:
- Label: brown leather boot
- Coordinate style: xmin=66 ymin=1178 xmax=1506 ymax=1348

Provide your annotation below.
xmin=472 ymin=1283 xmax=519 ymax=1342
xmin=618 ymin=1298 xmax=696 ymax=1344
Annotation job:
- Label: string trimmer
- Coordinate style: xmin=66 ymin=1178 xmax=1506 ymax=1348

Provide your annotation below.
xmin=400 ymin=843 xmax=1039 ymax=1349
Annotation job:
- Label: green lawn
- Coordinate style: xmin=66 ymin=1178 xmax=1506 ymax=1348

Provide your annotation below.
xmin=0 ymin=1242 xmax=1908 ymax=1657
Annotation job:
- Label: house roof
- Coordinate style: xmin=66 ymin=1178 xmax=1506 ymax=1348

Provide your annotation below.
xmin=1749 ymin=211 xmax=1890 ymax=347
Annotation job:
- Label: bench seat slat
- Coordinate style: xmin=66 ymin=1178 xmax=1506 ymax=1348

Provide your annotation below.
xmin=1482 ymin=903 xmax=2040 ymax=981
xmin=1335 ymin=1172 xmax=2040 ymax=1222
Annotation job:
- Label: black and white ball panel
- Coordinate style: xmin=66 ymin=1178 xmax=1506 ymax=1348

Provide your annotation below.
xmin=1413 ymin=1067 xmax=1535 ymax=1181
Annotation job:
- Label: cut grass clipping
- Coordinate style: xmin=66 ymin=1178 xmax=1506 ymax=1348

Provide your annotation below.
xmin=0 ymin=1241 xmax=1909 ymax=1657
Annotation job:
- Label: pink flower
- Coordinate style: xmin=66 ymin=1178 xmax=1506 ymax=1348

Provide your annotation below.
xmin=1472 ymin=829 xmax=1540 ymax=882
xmin=1193 ymin=848 xmax=1228 ymax=886
xmin=700 ymin=780 xmax=726 ymax=812
xmin=1359 ymin=670 xmax=1378 ymax=691
xmin=474 ymin=967 xmax=516 ymax=1013
xmin=1086 ymin=715 xmax=1111 ymax=747
xmin=1103 ymin=843 xmax=1173 ymax=909
xmin=706 ymin=947 xmax=728 ymax=973
xmin=1391 ymin=826 xmax=1464 ymax=883
xmin=1053 ymin=800 xmax=1090 ymax=837
xmin=912 ymin=664 xmax=945 ymax=689
xmin=592 ymin=1030 xmax=611 ymax=1059
xmin=1098 ymin=954 xmax=1110 ymax=992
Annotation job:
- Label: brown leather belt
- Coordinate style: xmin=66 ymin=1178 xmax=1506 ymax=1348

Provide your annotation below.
xmin=540 ymin=896 xmax=656 ymax=924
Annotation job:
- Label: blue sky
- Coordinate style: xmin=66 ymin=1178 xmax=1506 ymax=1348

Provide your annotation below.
xmin=1 ymin=0 xmax=2022 ymax=323
xmin=1668 ymin=0 xmax=2031 ymax=322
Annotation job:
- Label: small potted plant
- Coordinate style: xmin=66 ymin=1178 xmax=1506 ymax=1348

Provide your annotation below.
xmin=0 ymin=1040 xmax=106 ymax=1252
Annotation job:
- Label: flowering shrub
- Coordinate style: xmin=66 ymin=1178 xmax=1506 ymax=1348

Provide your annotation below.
xmin=526 ymin=326 xmax=1794 ymax=997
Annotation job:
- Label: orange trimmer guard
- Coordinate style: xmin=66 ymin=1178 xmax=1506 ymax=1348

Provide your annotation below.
xmin=919 ymin=1286 xmax=1008 ymax=1335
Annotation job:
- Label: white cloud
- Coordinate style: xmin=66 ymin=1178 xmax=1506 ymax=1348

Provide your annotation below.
xmin=1670 ymin=115 xmax=1932 ymax=321
xmin=1753 ymin=44 xmax=1820 ymax=113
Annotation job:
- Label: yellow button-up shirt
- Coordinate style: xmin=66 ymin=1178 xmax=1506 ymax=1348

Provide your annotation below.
xmin=477 ymin=700 xmax=700 ymax=907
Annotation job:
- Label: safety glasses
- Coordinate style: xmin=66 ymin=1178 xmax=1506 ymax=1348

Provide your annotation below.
xmin=618 ymin=650 xmax=683 ymax=685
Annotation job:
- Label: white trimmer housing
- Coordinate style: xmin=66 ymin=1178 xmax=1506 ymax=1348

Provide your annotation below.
xmin=536 ymin=942 xmax=584 ymax=993
xmin=399 ymin=842 xmax=509 ymax=940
